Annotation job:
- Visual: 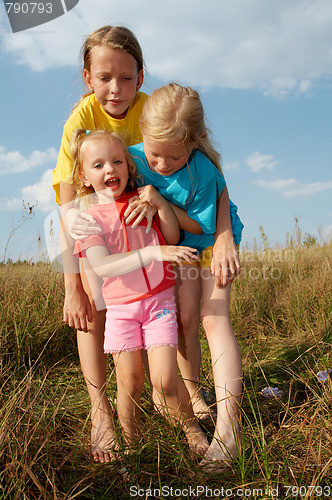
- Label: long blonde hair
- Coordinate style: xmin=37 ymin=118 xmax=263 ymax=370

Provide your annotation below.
xmin=139 ymin=83 xmax=222 ymax=173
xmin=69 ymin=129 xmax=137 ymax=200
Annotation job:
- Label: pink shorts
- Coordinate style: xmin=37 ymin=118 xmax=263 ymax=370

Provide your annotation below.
xmin=104 ymin=287 xmax=178 ymax=354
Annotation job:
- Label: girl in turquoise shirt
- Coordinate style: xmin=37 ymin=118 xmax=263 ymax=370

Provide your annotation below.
xmin=127 ymin=83 xmax=243 ymax=471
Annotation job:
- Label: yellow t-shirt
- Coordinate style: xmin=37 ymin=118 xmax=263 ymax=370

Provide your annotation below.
xmin=52 ymin=91 xmax=148 ymax=204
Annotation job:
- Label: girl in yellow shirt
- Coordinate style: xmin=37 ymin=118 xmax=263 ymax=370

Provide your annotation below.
xmin=53 ymin=26 xmax=147 ymax=463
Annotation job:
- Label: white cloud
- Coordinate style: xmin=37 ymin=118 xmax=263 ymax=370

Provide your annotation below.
xmin=246 ymin=152 xmax=277 ymax=172
xmin=253 ymin=177 xmax=332 ymax=200
xmin=253 ymin=178 xmax=297 ymax=191
xmin=0 ymin=170 xmax=56 ymax=212
xmin=1 ymin=0 xmax=332 ymax=96
xmin=223 ymin=160 xmax=239 ymax=173
xmin=282 ymin=181 xmax=332 ymax=200
xmin=0 ymin=146 xmax=58 ymax=175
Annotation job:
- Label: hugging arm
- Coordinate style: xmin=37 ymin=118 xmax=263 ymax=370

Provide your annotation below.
xmin=136 ymin=185 xmax=181 ymax=243
xmin=168 ymin=203 xmax=203 ymax=235
xmin=60 ymin=182 xmax=93 ymax=331
xmin=124 ymin=189 xmax=203 ymax=235
xmin=86 ymin=244 xmax=198 ymax=278
xmin=63 ymin=200 xmax=101 ymax=240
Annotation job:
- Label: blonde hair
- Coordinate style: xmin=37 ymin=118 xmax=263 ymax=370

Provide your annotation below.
xmin=139 ymin=83 xmax=222 ymax=173
xmin=80 ymin=26 xmax=144 ymax=99
xmin=69 ymin=129 xmax=137 ymax=200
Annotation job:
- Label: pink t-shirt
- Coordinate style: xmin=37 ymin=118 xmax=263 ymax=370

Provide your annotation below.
xmin=74 ymin=190 xmax=176 ymax=305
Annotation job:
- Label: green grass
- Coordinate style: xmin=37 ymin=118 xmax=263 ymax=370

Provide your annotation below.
xmin=0 ymin=239 xmax=332 ymax=499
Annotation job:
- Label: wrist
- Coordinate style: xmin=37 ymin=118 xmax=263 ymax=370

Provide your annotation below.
xmin=214 ymin=230 xmax=236 ymax=253
xmin=139 ymin=246 xmax=159 ymax=264
xmin=156 ymin=196 xmax=170 ymax=212
xmin=215 ymin=229 xmax=233 ymax=242
xmin=64 ymin=273 xmax=83 ymax=290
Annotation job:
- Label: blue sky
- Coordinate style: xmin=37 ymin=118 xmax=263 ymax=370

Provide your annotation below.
xmin=0 ymin=0 xmax=331 ymax=262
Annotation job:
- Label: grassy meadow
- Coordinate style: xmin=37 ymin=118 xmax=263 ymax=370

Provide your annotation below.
xmin=0 ymin=232 xmax=332 ymax=499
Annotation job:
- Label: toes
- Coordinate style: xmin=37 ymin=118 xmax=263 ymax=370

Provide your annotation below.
xmin=92 ymin=449 xmax=104 ymax=463
xmin=92 ymin=446 xmax=117 ymax=463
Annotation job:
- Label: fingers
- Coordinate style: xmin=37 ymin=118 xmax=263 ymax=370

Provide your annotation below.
xmin=165 ymin=246 xmax=198 ymax=265
xmin=86 ymin=301 xmax=93 ymax=324
xmin=63 ymin=308 xmax=90 ymax=332
xmin=124 ymin=190 xmax=158 ymax=228
xmin=69 ymin=226 xmax=101 ymax=239
xmin=67 ymin=213 xmax=101 ymax=239
xmin=210 ymin=256 xmax=215 ymax=276
xmin=137 ymin=185 xmax=154 ymax=197
xmin=178 ymin=246 xmax=198 ymax=264
xmin=128 ymin=207 xmax=148 ymax=227
xmin=124 ymin=200 xmax=147 ymax=225
xmin=213 ymin=260 xmax=229 ymax=288
xmin=212 ymin=256 xmax=241 ymax=289
xmin=125 ymin=203 xmax=156 ymax=230
xmin=124 ymin=196 xmax=139 ymax=218
xmin=145 ymin=211 xmax=153 ymax=234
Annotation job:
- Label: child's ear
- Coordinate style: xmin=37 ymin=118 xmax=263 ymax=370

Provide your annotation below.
xmin=136 ymin=69 xmax=144 ymax=92
xmin=80 ymin=172 xmax=91 ymax=187
xmin=83 ymin=69 xmax=94 ymax=91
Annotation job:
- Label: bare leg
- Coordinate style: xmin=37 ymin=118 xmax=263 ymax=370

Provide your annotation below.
xmin=174 ymin=265 xmax=211 ymax=417
xmin=199 ymin=279 xmax=242 ymax=471
xmin=148 ymin=345 xmax=209 ymax=456
xmin=78 ymin=260 xmax=116 ymax=463
xmin=112 ymin=350 xmax=145 ymax=446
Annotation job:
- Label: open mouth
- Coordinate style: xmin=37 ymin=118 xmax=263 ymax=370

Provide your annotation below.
xmin=105 ymin=178 xmax=120 ymax=189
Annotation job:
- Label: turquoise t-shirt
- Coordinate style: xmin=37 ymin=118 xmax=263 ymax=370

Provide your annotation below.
xmin=129 ymin=143 xmax=243 ymax=252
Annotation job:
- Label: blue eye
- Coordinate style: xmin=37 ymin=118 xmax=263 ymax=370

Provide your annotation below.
xmin=94 ymin=163 xmax=103 ymax=169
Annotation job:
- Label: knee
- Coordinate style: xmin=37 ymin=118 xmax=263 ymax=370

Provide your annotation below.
xmin=151 ymin=373 xmax=177 ymax=398
xmin=118 ymin=369 xmax=144 ymax=397
xmin=201 ymin=310 xmax=221 ymax=332
xmin=177 ymin=308 xmax=200 ymax=337
xmin=200 ymin=307 xmax=232 ymax=335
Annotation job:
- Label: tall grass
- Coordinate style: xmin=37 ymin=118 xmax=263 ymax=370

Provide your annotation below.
xmin=0 ymin=237 xmax=331 ymax=499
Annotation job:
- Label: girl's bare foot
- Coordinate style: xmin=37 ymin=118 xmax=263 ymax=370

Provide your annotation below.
xmin=199 ymin=431 xmax=239 ymax=472
xmin=184 ymin=420 xmax=209 ymax=457
xmin=91 ymin=407 xmax=117 ymax=463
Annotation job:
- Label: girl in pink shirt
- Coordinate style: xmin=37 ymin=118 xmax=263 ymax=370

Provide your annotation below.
xmin=70 ymin=128 xmax=209 ymax=455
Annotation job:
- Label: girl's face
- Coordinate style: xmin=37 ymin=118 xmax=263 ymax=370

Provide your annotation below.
xmin=81 ymin=138 xmax=129 ymax=202
xmin=84 ymin=46 xmax=143 ymax=119
xmin=143 ymin=136 xmax=196 ymax=176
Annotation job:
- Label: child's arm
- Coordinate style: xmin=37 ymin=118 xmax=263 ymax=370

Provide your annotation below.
xmin=60 ymin=182 xmax=93 ymax=331
xmin=65 ymin=206 xmax=102 ymax=239
xmin=85 ymin=244 xmax=198 ymax=278
xmin=212 ymin=186 xmax=241 ymax=288
xmin=124 ymin=194 xmax=203 ymax=235
xmin=168 ymin=203 xmax=203 ymax=235
xmin=137 ymin=185 xmax=180 ymax=243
